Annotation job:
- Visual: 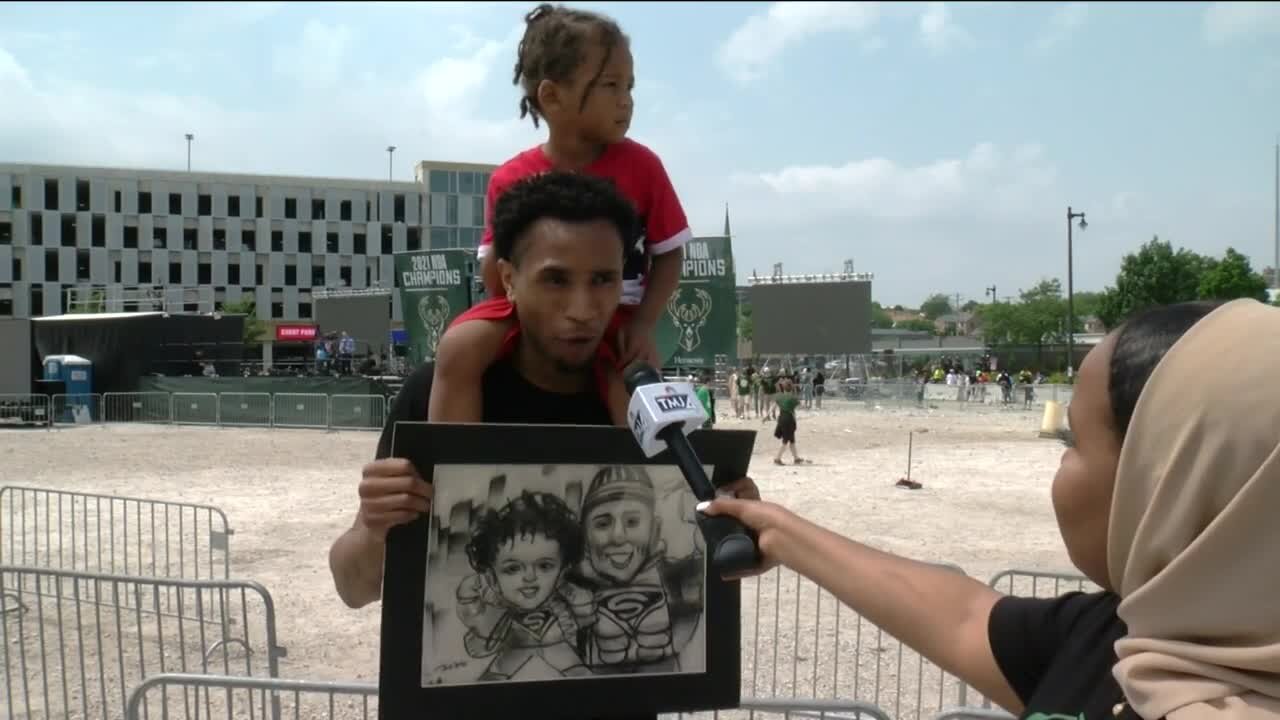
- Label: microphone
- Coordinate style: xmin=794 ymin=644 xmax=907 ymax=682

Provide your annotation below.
xmin=624 ymin=363 xmax=759 ymax=576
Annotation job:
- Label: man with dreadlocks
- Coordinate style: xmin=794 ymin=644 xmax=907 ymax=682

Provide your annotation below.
xmin=428 ymin=3 xmax=691 ymax=428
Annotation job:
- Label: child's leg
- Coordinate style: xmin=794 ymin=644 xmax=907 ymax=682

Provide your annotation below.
xmin=428 ymin=317 xmax=514 ymax=422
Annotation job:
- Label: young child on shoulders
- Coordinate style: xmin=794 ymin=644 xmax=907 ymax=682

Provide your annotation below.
xmin=429 ymin=3 xmax=691 ymax=426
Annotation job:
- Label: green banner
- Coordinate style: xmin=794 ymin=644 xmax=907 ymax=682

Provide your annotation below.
xmin=395 ymin=250 xmax=474 ymax=366
xmin=656 ymin=236 xmax=738 ymax=369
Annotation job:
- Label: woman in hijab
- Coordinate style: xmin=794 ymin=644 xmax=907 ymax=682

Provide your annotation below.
xmin=701 ymin=299 xmax=1280 ymax=720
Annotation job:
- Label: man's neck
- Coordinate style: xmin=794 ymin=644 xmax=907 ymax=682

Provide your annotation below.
xmin=510 ymin=343 xmax=593 ymax=395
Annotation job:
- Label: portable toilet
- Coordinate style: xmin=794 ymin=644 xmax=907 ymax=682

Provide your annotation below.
xmin=43 ymin=354 xmax=94 ymax=423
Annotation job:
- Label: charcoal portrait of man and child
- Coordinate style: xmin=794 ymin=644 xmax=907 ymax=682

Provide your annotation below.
xmin=420 ymin=464 xmax=708 ymax=687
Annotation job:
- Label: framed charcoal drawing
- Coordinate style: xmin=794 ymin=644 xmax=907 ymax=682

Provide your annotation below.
xmin=380 ymin=422 xmax=756 ymax=720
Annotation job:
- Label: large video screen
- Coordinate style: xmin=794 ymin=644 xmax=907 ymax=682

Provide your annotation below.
xmin=749 ymin=281 xmax=872 ymax=355
xmin=316 ymin=295 xmax=392 ymax=355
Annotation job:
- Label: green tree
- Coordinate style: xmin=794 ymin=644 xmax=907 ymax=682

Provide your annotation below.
xmin=870 ymin=302 xmax=895 ymax=329
xmin=961 ymin=299 xmax=980 ymax=312
xmin=1096 ymin=236 xmax=1209 ymax=329
xmin=737 ymin=303 xmax=753 ymax=342
xmin=1071 ymin=291 xmax=1104 ymax=322
xmin=919 ymin=293 xmax=952 ymax=320
xmin=977 ymin=279 xmax=1080 ymax=349
xmin=1197 ymin=247 xmax=1269 ymax=302
xmin=899 ymin=318 xmax=937 ymax=334
xmin=222 ymin=297 xmax=267 ymax=348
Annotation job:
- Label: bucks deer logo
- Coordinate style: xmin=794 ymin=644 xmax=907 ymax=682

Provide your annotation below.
xmin=417 ymin=294 xmax=451 ymax=355
xmin=667 ymin=288 xmax=713 ymax=353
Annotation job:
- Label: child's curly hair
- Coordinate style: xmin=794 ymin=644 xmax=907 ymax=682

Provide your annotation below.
xmin=513 ymin=3 xmax=629 ymax=127
xmin=466 ymin=490 xmax=583 ymax=573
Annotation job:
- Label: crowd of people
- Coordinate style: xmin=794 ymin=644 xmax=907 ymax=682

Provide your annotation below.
xmin=327 ymin=4 xmax=1280 ymax=720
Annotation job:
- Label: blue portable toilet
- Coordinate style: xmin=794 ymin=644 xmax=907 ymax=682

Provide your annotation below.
xmin=43 ymin=354 xmax=94 ymax=423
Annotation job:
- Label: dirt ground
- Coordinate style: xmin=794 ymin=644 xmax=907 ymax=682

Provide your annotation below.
xmin=0 ymin=397 xmax=1079 ymax=720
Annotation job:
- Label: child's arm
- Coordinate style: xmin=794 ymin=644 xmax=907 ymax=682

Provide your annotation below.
xmin=604 ymin=367 xmax=629 ymax=427
xmin=428 ymin=319 xmax=511 ymax=422
xmin=618 ymin=246 xmax=683 ymax=367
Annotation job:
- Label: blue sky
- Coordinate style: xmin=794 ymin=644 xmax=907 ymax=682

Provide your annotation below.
xmin=1 ymin=1 xmax=1277 ymax=307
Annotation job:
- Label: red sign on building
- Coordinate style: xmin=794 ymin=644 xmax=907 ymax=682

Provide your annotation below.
xmin=275 ymin=324 xmax=318 ymax=342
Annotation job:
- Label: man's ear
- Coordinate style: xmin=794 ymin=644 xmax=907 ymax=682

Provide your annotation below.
xmin=497 ymin=258 xmax=517 ymax=302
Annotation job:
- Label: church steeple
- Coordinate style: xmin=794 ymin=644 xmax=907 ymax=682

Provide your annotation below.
xmin=723 ymin=203 xmax=731 ymax=238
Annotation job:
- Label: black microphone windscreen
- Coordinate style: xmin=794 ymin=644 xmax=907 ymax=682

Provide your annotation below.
xmin=623 ymin=362 xmax=663 ymax=395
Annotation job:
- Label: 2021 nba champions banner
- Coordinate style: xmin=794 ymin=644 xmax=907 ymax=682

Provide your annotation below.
xmin=394 ymin=250 xmax=473 ymax=366
xmin=656 ymin=236 xmax=738 ymax=368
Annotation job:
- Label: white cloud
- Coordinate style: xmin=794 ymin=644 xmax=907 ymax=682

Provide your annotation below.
xmin=918 ymin=2 xmax=974 ymax=55
xmin=1203 ymin=2 xmax=1280 ymax=44
xmin=731 ymin=142 xmax=1057 ymax=221
xmin=272 ymin=21 xmax=354 ymax=90
xmin=1033 ymin=2 xmax=1088 ymax=52
xmin=0 ymin=46 xmax=30 ymax=88
xmin=0 ymin=20 xmax=538 ymax=177
xmin=717 ymin=2 xmax=882 ymax=84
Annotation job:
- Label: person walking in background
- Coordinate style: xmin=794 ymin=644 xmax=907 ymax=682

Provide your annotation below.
xmin=813 ymin=369 xmax=825 ymax=409
xmin=728 ymin=368 xmax=742 ymax=419
xmin=760 ymin=369 xmax=778 ymax=423
xmin=799 ymin=366 xmax=814 ymax=409
xmin=695 ymin=370 xmax=715 ymax=429
xmin=339 ymin=331 xmax=356 ymax=375
xmin=749 ymin=366 xmax=762 ymax=419
xmin=772 ymin=377 xmax=808 ymax=465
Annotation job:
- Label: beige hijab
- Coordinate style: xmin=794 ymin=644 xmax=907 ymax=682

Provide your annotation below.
xmin=1108 ymin=299 xmax=1280 ymax=720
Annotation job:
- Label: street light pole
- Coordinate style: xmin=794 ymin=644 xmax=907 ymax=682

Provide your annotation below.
xmin=185 ymin=133 xmax=194 ymax=172
xmin=1066 ymin=206 xmax=1087 ymax=377
xmin=386 ymin=146 xmax=396 ymax=181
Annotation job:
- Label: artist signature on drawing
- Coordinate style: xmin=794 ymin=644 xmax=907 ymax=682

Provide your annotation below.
xmin=434 ymin=660 xmax=468 ymax=673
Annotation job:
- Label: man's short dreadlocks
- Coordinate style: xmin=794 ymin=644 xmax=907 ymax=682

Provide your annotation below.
xmin=513 ymin=3 xmax=629 ymax=127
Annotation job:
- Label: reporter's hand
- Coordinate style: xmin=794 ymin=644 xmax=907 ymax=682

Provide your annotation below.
xmin=356 ymin=458 xmax=432 ymax=541
xmin=698 ymin=496 xmax=797 ymax=577
xmin=719 ymin=476 xmax=761 ymax=501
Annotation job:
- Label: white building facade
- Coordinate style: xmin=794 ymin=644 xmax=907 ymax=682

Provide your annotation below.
xmin=0 ymin=160 xmax=494 ymax=324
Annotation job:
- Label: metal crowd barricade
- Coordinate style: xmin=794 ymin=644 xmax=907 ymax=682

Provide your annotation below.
xmin=217 ymin=393 xmax=273 ymax=428
xmin=987 ymin=569 xmax=1095 ymax=599
xmin=933 ymin=708 xmax=1016 ymax=720
xmin=51 ymin=393 xmax=104 ymax=426
xmin=0 ymin=393 xmax=51 ymax=427
xmin=739 ymin=563 xmax=971 ymax=720
xmin=0 ymin=566 xmax=286 ymax=720
xmin=328 ymin=394 xmax=387 ymax=431
xmin=103 ymin=392 xmax=173 ymax=424
xmin=0 ymin=486 xmax=233 ymax=583
xmin=123 ymin=674 xmax=897 ymax=720
xmin=271 ymin=393 xmax=330 ymax=429
xmin=172 ymin=393 xmax=220 ymax=426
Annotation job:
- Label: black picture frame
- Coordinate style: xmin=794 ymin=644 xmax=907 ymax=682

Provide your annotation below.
xmin=381 ymin=422 xmax=756 ymax=720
